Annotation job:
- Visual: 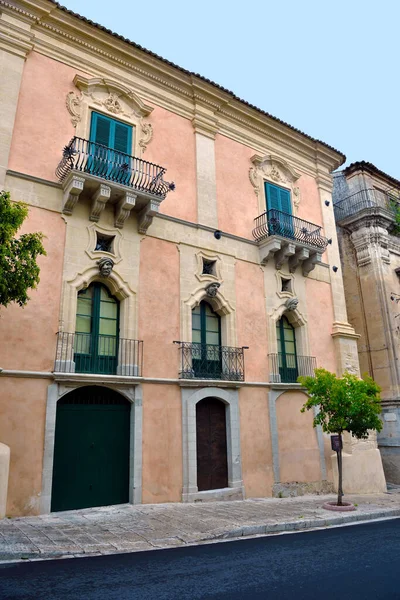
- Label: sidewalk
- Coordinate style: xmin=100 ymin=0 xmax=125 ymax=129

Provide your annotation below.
xmin=1 ymin=492 xmax=400 ymax=563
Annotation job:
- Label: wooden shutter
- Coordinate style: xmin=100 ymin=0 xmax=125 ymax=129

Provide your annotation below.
xmin=90 ymin=112 xmax=132 ymax=155
xmin=265 ymin=182 xmax=292 ymax=215
xmin=90 ymin=113 xmax=112 ymax=146
xmin=279 ymin=187 xmax=292 ymax=215
xmin=265 ymin=183 xmax=280 ymax=211
xmin=113 ymin=122 xmax=131 ymax=154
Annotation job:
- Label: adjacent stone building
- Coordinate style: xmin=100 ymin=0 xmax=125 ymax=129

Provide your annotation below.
xmin=0 ymin=0 xmax=386 ymax=516
xmin=333 ymin=162 xmax=400 ymax=484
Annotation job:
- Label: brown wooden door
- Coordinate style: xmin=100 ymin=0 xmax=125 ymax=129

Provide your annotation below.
xmin=196 ymin=398 xmax=228 ymax=491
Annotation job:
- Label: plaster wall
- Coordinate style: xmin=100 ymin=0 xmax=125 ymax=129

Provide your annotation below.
xmin=0 ymin=377 xmax=48 ymax=516
xmin=276 ymin=391 xmax=321 ymax=483
xmin=144 ymin=106 xmax=197 ymax=223
xmin=215 ymin=134 xmax=258 ymax=239
xmin=0 ymin=206 xmax=65 ymax=371
xmin=239 ymin=387 xmax=273 ymax=498
xmin=141 ymin=383 xmax=182 ymax=503
xmin=8 ymin=52 xmax=88 ymax=182
xmin=234 ymin=259 xmax=268 ymax=381
xmin=138 ymin=237 xmax=180 ymax=379
xmin=305 ymin=277 xmax=336 ymax=372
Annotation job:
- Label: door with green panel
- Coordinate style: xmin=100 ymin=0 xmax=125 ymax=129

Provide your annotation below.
xmin=87 ymin=112 xmax=133 ymax=184
xmin=265 ymin=182 xmax=294 ymax=238
xmin=192 ymin=301 xmax=222 ymax=378
xmin=74 ymin=283 xmax=119 ymax=375
xmin=51 ymin=386 xmax=130 ymax=512
xmin=277 ymin=316 xmax=298 ymax=383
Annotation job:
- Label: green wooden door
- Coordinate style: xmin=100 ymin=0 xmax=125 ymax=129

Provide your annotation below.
xmin=265 ymin=182 xmax=294 ymax=238
xmin=88 ymin=112 xmax=133 ymax=183
xmin=192 ymin=301 xmax=222 ymax=378
xmin=74 ymin=283 xmax=119 ymax=375
xmin=277 ymin=316 xmax=298 ymax=383
xmin=51 ymin=386 xmax=130 ymax=512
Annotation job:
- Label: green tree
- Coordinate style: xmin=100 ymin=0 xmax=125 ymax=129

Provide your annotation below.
xmin=0 ymin=190 xmax=46 ymax=308
xmin=298 ymin=369 xmax=382 ymax=506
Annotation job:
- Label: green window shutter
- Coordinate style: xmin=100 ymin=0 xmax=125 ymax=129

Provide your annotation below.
xmin=113 ymin=122 xmax=132 ymax=154
xmin=279 ymin=187 xmax=292 ymax=215
xmin=265 ymin=183 xmax=292 ymax=215
xmin=265 ymin=183 xmax=280 ymax=211
xmin=90 ymin=112 xmax=112 ymax=146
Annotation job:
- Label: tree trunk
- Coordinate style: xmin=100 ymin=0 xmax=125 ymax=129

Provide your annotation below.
xmin=337 ymin=433 xmax=343 ymax=506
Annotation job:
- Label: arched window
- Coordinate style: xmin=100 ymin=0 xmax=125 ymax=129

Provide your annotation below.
xmin=74 ymin=283 xmax=120 ymax=374
xmin=276 ymin=315 xmax=298 ymax=383
xmin=192 ymin=301 xmax=221 ymax=378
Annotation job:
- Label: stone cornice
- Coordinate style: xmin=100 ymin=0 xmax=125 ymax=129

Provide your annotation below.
xmin=1 ymin=0 xmax=343 ymax=178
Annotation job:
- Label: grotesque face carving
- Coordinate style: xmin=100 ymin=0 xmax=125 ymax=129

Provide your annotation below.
xmin=285 ymin=297 xmax=299 ymax=312
xmin=97 ymin=257 xmax=114 ymax=278
xmin=206 ymin=282 xmax=221 ymax=297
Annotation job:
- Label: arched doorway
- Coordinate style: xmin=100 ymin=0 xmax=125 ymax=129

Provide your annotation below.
xmin=51 ymin=386 xmax=130 ymax=512
xmin=192 ymin=301 xmax=222 ymax=379
xmin=196 ymin=397 xmax=228 ymax=491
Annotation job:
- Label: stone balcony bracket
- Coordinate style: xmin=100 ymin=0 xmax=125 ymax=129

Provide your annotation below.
xmin=258 ymin=236 xmax=323 ymax=276
xmin=61 ymin=170 xmax=164 ymax=233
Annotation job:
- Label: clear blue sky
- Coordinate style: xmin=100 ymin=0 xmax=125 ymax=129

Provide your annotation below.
xmin=62 ymin=0 xmax=399 ymax=179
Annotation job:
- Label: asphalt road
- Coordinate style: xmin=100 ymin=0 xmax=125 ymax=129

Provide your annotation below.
xmin=1 ymin=519 xmax=400 ymax=600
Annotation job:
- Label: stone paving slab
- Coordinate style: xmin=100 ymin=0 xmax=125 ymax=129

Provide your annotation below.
xmin=1 ymin=493 xmax=400 ymax=563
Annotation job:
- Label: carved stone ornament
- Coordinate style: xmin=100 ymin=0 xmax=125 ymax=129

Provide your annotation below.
xmin=97 ymin=257 xmax=115 ymax=278
xmin=139 ymin=122 xmax=153 ymax=153
xmin=205 ymin=282 xmax=221 ymax=297
xmin=285 ymin=297 xmax=299 ymax=312
xmin=249 ymin=154 xmax=301 ymax=204
xmin=66 ymin=91 xmax=83 ymax=128
xmin=103 ymin=93 xmax=123 ymax=114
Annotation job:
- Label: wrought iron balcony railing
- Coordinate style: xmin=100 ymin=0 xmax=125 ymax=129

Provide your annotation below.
xmin=252 ymin=209 xmax=328 ymax=250
xmin=269 ymin=353 xmax=317 ymax=384
xmin=54 ymin=332 xmax=143 ymax=376
xmin=175 ymin=342 xmax=246 ymax=381
xmin=56 ymin=137 xmax=175 ymax=198
xmin=333 ymin=188 xmax=397 ymax=223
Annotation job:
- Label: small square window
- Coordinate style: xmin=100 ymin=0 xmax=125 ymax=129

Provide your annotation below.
xmin=202 ymin=258 xmax=216 ymax=276
xmin=281 ymin=278 xmax=292 ymax=293
xmin=95 ymin=233 xmax=115 ymax=253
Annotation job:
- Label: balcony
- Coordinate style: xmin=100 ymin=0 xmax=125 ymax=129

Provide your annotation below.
xmin=333 ymin=188 xmax=397 ymax=226
xmin=54 ymin=332 xmax=143 ymax=377
xmin=252 ymin=209 xmax=329 ymax=275
xmin=56 ymin=137 xmax=175 ymax=233
xmin=268 ymin=353 xmax=316 ymax=384
xmin=175 ymin=342 xmax=246 ymax=381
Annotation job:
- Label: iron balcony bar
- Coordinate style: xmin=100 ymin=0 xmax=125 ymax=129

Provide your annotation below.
xmin=268 ymin=353 xmax=317 ymax=384
xmin=175 ymin=342 xmax=247 ymax=381
xmin=333 ymin=188 xmax=397 ymax=223
xmin=252 ymin=209 xmax=328 ymax=249
xmin=55 ymin=137 xmax=174 ymax=199
xmin=54 ymin=332 xmax=144 ymax=377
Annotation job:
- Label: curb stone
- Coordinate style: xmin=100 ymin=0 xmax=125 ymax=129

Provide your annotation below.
xmin=211 ymin=508 xmax=400 ymax=540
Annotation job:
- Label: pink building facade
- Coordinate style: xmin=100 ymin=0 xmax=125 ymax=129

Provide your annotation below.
xmin=0 ymin=0 xmax=385 ymax=516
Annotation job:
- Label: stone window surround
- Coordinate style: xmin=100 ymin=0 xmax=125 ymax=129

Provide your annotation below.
xmin=181 ymin=285 xmax=237 ymax=348
xmin=40 ymin=382 xmax=143 ymax=514
xmin=268 ymin=300 xmax=309 ymax=359
xmin=181 ymin=386 xmax=244 ymax=502
xmin=85 ymin=223 xmax=123 ymax=264
xmin=60 ymin=264 xmax=137 ymax=342
xmin=249 ymin=154 xmax=301 ymax=217
xmin=66 ymin=75 xmax=154 ymax=158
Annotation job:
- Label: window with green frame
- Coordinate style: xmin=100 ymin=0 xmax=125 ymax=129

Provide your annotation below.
xmin=276 ymin=315 xmax=298 ymax=383
xmin=192 ymin=301 xmax=222 ymax=378
xmin=87 ymin=112 xmax=133 ymax=183
xmin=74 ymin=283 xmax=120 ymax=375
xmin=265 ymin=182 xmax=294 ymax=238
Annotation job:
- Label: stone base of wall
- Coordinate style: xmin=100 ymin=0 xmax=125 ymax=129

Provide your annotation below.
xmin=331 ymin=449 xmax=387 ymax=494
xmin=380 ymin=446 xmax=400 ymax=485
xmin=272 ymin=480 xmax=334 ymax=498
